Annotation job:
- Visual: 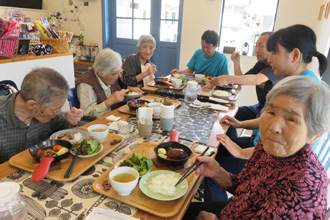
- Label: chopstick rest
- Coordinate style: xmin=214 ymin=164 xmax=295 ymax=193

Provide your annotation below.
xmin=175 ymin=147 xmax=210 ymax=186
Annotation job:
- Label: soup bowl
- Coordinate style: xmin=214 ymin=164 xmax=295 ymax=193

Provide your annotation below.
xmin=87 ymin=124 xmax=109 ymax=142
xmin=109 ymin=167 xmax=139 ymax=196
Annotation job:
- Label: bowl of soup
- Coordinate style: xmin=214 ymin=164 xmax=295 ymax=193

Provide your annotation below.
xmin=87 ymin=124 xmax=109 ymax=143
xmin=109 ymin=167 xmax=139 ymax=196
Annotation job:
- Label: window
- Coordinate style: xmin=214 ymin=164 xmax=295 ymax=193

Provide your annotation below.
xmin=160 ymin=0 xmax=180 ymax=42
xmin=219 ymin=0 xmax=279 ymax=56
xmin=116 ymin=0 xmax=151 ymax=39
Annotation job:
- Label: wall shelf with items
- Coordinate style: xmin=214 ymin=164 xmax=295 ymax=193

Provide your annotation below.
xmin=76 ymin=43 xmax=99 ymax=62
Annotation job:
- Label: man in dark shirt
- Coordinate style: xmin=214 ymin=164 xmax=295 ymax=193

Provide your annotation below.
xmin=0 ymin=68 xmax=83 ymax=163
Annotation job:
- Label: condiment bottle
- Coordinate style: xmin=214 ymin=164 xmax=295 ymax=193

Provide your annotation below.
xmin=0 ymin=182 xmax=28 ymax=220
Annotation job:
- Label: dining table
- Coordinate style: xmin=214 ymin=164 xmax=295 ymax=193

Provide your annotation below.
xmin=0 ymin=86 xmax=240 ymax=220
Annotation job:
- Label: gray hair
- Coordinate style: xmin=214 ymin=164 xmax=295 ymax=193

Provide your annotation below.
xmin=93 ymin=48 xmax=122 ymax=77
xmin=20 ymin=67 xmax=70 ymax=107
xmin=136 ymin=34 xmax=156 ymax=49
xmin=264 ymin=76 xmax=330 ymax=138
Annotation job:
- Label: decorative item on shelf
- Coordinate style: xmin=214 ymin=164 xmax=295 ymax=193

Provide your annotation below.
xmin=0 ymin=19 xmax=20 ymax=57
xmin=241 ymin=42 xmax=249 ymax=56
xmin=41 ymin=37 xmax=69 ymax=53
xmin=78 ymin=34 xmax=84 ymax=45
xmin=17 ymin=38 xmax=30 ymax=56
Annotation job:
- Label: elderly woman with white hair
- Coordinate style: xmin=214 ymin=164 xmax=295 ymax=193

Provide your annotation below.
xmin=77 ymin=48 xmax=142 ymax=118
xmin=122 ymin=34 xmax=157 ymax=87
xmin=183 ymin=76 xmax=330 ymax=219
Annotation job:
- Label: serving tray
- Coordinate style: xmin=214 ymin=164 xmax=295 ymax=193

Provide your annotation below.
xmin=148 ymin=80 xmax=187 ymax=90
xmin=118 ymin=96 xmax=181 ymax=119
xmin=92 ymin=142 xmax=200 ymax=218
xmin=9 ymin=133 xmax=124 ymax=182
xmin=199 ymin=85 xmax=241 ymax=101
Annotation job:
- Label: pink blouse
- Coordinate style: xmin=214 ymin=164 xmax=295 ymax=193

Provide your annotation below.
xmin=220 ymin=142 xmax=327 ymax=219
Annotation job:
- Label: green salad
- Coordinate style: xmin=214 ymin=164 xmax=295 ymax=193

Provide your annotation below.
xmin=119 ymin=153 xmax=153 ymax=176
xmin=72 ymin=139 xmax=101 ymax=155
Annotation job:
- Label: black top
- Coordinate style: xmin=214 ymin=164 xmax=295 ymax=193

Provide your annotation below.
xmin=245 ymin=61 xmax=284 ymax=109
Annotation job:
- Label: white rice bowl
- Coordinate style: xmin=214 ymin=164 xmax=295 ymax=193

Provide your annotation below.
xmin=147 ymin=173 xmax=178 ymax=196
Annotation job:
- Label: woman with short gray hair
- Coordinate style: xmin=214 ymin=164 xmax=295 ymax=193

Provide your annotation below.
xmin=183 ymin=75 xmax=330 ymax=219
xmin=122 ymin=34 xmax=158 ymax=87
xmin=77 ymin=48 xmax=142 ymax=118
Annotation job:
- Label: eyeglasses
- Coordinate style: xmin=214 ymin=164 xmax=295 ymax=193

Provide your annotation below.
xmin=201 ymin=42 xmax=214 ymax=50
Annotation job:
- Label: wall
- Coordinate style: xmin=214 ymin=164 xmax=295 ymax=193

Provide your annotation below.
xmin=43 ymin=0 xmax=103 ymax=48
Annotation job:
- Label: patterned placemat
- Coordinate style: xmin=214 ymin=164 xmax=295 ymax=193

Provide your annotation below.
xmin=1 ymin=99 xmax=218 ymax=219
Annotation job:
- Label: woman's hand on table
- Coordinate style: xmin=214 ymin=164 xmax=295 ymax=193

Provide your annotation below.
xmin=219 ymin=115 xmax=241 ymax=128
xmin=128 ymin=86 xmax=144 ymax=94
xmin=217 ymin=134 xmax=242 ymax=157
xmin=65 ymin=107 xmax=83 ymax=126
xmin=196 ymin=211 xmax=219 ymax=220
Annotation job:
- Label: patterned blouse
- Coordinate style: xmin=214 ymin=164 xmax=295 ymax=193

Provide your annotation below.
xmin=220 ymin=142 xmax=327 ymax=219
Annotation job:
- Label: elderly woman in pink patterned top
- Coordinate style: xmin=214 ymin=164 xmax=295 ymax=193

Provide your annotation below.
xmin=183 ymin=76 xmax=330 ymax=220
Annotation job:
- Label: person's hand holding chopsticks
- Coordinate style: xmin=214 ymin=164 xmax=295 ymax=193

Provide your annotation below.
xmin=191 ymin=155 xmax=233 ymax=189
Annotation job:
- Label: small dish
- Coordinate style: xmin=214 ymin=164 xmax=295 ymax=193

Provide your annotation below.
xmin=210 ymin=90 xmax=230 ymax=98
xmin=139 ymin=170 xmax=188 ymax=201
xmin=127 ymin=100 xmax=149 ymax=111
xmin=70 ymin=144 xmax=103 ymax=158
xmin=124 ymin=92 xmax=142 ymax=100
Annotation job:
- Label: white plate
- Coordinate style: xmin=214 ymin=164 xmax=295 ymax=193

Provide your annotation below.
xmin=139 ymin=170 xmax=188 ymax=201
xmin=210 ymin=90 xmax=230 ymax=98
xmin=50 ymin=129 xmax=88 ymax=144
xmin=71 ymin=144 xmax=103 ymax=158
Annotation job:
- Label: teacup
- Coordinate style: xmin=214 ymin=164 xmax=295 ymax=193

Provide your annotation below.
xmin=171 ymin=78 xmax=182 ymax=89
xmin=109 ymin=167 xmax=139 ymax=196
xmin=195 ymin=74 xmax=205 ymax=83
xmin=88 ymin=124 xmax=109 ymax=142
xmin=148 ymin=102 xmax=161 ymax=116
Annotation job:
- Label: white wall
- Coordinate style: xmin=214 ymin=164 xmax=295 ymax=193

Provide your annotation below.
xmin=43 ymin=0 xmax=103 ymax=48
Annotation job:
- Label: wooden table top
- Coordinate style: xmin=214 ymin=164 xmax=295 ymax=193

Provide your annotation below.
xmin=0 ymin=93 xmax=238 ymax=220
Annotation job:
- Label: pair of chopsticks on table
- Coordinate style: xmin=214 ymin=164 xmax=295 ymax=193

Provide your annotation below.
xmin=175 ymin=147 xmax=215 ymax=186
xmin=64 ymin=149 xmax=80 ymax=178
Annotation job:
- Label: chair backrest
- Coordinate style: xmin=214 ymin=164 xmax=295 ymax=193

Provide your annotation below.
xmin=312 ymin=131 xmax=330 ymax=211
xmin=0 ymin=80 xmax=18 ymax=90
xmin=313 ymin=131 xmax=330 ymax=178
xmin=0 ymin=80 xmax=18 ymax=96
xmin=68 ymin=87 xmax=80 ymax=108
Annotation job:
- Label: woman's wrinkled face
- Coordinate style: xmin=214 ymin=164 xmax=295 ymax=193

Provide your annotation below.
xmin=201 ymin=40 xmax=216 ymax=57
xmin=267 ymin=43 xmax=295 ymax=76
xmin=260 ymin=94 xmax=314 ymax=157
xmin=138 ymin=41 xmax=155 ymax=62
xmin=99 ymin=71 xmax=119 ymax=85
xmin=34 ymin=98 xmax=66 ymax=123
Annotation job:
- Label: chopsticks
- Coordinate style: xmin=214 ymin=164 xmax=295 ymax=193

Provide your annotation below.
xmin=64 ymin=149 xmax=79 ymax=178
xmin=175 ymin=147 xmax=213 ymax=186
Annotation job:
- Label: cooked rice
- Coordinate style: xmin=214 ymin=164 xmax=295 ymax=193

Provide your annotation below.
xmin=147 ymin=173 xmax=178 ymax=196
